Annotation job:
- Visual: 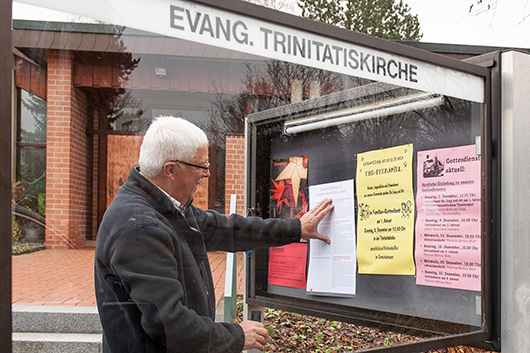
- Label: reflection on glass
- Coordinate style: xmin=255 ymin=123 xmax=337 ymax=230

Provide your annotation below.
xmin=19 ymin=89 xmax=47 ymax=143
xmin=14 ymin=90 xmax=47 ymax=250
xmin=11 ymin=3 xmax=489 ymax=352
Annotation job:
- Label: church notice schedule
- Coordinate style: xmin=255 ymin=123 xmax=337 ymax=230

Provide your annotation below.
xmin=414 ymin=145 xmax=481 ymax=291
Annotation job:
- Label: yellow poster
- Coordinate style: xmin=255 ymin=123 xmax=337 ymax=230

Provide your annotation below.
xmin=356 ymin=144 xmax=415 ymax=275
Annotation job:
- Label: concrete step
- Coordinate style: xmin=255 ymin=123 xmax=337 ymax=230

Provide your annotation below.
xmin=12 ymin=306 xmax=102 ymax=353
xmin=11 ymin=302 xmax=227 ymax=352
xmin=12 ymin=305 xmax=102 ymax=334
xmin=12 ymin=332 xmax=101 ymax=353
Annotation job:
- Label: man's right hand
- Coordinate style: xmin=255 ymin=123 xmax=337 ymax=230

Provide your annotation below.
xmin=239 ymin=320 xmax=268 ymax=351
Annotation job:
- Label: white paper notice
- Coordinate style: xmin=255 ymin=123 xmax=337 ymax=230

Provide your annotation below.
xmin=306 ymin=180 xmax=356 ymax=297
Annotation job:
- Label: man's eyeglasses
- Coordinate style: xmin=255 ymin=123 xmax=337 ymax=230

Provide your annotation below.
xmin=171 ymin=160 xmax=210 ymax=170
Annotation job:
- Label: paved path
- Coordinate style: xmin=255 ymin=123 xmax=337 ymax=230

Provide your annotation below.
xmin=12 ymin=249 xmax=245 ymax=307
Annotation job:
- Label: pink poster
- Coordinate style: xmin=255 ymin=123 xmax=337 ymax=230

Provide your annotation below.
xmin=415 ymin=145 xmax=481 ymax=291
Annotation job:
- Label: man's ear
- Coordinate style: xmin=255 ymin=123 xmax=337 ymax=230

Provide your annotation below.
xmin=162 ymin=162 xmax=176 ymax=179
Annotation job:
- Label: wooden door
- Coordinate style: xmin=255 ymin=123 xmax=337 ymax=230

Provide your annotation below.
xmin=106 ymin=135 xmax=208 ymax=209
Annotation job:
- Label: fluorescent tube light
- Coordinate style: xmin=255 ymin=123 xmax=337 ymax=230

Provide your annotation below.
xmin=283 ymin=94 xmax=444 ymax=135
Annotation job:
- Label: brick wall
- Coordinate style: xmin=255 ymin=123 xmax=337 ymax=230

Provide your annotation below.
xmin=91 ymin=110 xmax=100 ymax=241
xmin=45 ymin=50 xmax=91 ymax=249
xmin=224 ymin=135 xmax=245 ymax=216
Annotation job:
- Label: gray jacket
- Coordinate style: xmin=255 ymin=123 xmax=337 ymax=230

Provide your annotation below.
xmin=94 ymin=166 xmax=300 ymax=352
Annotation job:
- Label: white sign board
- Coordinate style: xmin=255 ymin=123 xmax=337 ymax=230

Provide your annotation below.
xmin=16 ymin=0 xmax=484 ymax=102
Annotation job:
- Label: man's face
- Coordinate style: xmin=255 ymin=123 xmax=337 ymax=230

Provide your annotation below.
xmin=171 ymin=144 xmax=210 ymax=205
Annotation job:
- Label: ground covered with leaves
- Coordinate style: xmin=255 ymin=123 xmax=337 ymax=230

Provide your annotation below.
xmin=235 ymin=298 xmax=494 ymax=352
xmin=12 ymin=241 xmax=45 ymax=255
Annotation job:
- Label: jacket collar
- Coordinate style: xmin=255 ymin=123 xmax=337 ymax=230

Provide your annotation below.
xmin=128 ymin=166 xmax=181 ymax=215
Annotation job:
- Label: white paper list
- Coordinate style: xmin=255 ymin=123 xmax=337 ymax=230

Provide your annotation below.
xmin=306 ymin=179 xmax=357 ymax=297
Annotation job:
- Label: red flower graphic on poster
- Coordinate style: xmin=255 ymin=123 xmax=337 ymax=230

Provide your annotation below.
xmin=270 ymin=156 xmax=309 ymax=219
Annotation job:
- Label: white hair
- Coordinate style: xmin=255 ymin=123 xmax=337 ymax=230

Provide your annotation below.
xmin=139 ymin=116 xmax=208 ymax=177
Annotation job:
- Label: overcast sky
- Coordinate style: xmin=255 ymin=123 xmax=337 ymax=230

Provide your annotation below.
xmin=408 ymin=0 xmax=530 ymax=48
xmin=12 ymin=0 xmax=530 ymax=49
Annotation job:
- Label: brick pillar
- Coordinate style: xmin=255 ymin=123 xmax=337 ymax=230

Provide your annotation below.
xmin=225 ymin=135 xmax=245 ymax=216
xmin=45 ymin=50 xmax=90 ymax=249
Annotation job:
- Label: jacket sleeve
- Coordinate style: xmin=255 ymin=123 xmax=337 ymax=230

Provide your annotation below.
xmin=107 ymin=220 xmax=245 ymax=353
xmin=192 ymin=207 xmax=301 ymax=252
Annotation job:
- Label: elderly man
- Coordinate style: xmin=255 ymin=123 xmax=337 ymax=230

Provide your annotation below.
xmin=95 ymin=116 xmax=334 ymax=353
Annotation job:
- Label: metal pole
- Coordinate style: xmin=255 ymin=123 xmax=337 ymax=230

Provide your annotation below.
xmin=223 ymin=194 xmax=238 ymax=323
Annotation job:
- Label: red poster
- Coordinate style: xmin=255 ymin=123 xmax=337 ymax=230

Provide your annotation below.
xmin=268 ymin=243 xmax=308 ymax=288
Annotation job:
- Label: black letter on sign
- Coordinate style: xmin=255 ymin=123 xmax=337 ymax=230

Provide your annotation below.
xmin=170 ymin=5 xmax=184 ymax=31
